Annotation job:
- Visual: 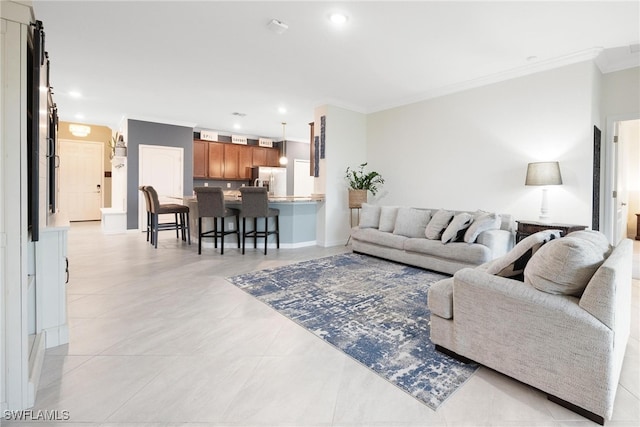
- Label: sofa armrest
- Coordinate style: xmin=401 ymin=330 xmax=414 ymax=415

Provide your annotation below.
xmin=451 ymin=267 xmax=614 ymax=414
xmin=475 ymin=229 xmax=514 ymax=259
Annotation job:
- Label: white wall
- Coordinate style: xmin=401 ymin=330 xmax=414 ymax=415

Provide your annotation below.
xmin=367 ymin=61 xmax=600 ymax=227
xmin=315 ymin=105 xmax=367 ymax=246
xmin=621 ymin=120 xmax=640 ymax=238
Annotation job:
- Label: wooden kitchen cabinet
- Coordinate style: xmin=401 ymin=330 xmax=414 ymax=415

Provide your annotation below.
xmin=194 ymin=140 xmax=280 ymax=179
xmin=207 ymin=142 xmax=224 ymax=179
xmin=223 ymin=144 xmax=252 ymax=179
xmin=193 ymin=140 xmax=208 ymax=178
xmin=252 ymin=147 xmax=267 ymax=167
xmin=266 ymin=147 xmax=280 ymax=166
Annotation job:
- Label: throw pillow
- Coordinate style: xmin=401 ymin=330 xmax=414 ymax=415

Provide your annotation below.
xmin=441 ymin=212 xmax=474 ymax=244
xmin=566 ymin=230 xmax=612 ymax=257
xmin=485 ymin=229 xmax=562 ymax=279
xmin=425 ymin=209 xmax=454 ymax=240
xmin=524 ymin=236 xmax=607 ymax=296
xmin=463 ymin=212 xmax=501 ymax=243
xmin=393 ymin=208 xmax=432 ymax=238
xmin=359 ymin=203 xmax=381 ymax=229
xmin=378 ymin=206 xmax=400 ymax=233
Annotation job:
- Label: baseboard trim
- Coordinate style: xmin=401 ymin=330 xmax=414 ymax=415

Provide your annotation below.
xmin=27 ymin=332 xmax=46 ymax=407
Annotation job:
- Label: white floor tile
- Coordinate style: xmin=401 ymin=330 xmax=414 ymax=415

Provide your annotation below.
xmin=27 ymin=222 xmax=640 ymax=426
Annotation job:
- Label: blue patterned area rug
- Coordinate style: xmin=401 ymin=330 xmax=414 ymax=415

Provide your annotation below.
xmin=227 ymin=252 xmax=477 ymax=410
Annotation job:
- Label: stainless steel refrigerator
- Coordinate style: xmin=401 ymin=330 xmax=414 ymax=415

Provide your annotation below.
xmin=251 ymin=167 xmax=287 ymax=197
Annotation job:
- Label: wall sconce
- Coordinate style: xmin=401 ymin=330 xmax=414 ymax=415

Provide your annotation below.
xmin=525 ymin=161 xmax=563 ymax=222
xmin=69 ymin=123 xmax=91 ymax=137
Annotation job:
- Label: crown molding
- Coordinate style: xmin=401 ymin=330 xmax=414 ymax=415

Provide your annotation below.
xmin=369 ymin=47 xmax=605 ymax=114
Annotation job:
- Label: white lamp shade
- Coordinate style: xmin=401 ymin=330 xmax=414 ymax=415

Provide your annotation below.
xmin=525 ymin=161 xmax=563 ymax=186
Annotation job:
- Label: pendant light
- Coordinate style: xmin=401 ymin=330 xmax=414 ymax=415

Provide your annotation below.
xmin=279 ymin=122 xmax=288 ymax=165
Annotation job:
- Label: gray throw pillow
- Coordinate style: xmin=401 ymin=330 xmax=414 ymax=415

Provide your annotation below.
xmin=441 ymin=213 xmax=473 ymax=244
xmin=524 ymin=236 xmax=606 ymax=296
xmin=485 ymin=229 xmax=562 ymax=279
xmin=425 ymin=209 xmax=454 ymax=240
xmin=378 ymin=206 xmax=400 ymax=233
xmin=463 ymin=212 xmax=501 ymax=243
xmin=393 ymin=208 xmax=431 ymax=238
xmin=358 ymin=203 xmax=381 ymax=229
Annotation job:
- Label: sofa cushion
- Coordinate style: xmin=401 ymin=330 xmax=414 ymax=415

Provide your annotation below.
xmin=441 ymin=212 xmax=474 ymax=244
xmin=378 ymin=206 xmax=400 ymax=232
xmin=425 ymin=209 xmax=454 ymax=240
xmin=464 ymin=212 xmax=501 ymax=243
xmin=428 ymin=278 xmax=454 ymax=319
xmin=393 ymin=208 xmax=431 ymax=238
xmin=351 ymin=227 xmax=408 ymax=250
xmin=404 ymin=238 xmax=491 ymax=264
xmin=359 ymin=203 xmax=381 ymax=229
xmin=524 ymin=236 xmax=607 ymax=296
xmin=485 ymin=229 xmax=562 ymax=279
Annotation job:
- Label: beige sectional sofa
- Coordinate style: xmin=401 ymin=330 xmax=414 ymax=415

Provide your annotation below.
xmin=350 ymin=204 xmax=514 ymax=275
xmin=428 ymin=230 xmax=632 ymax=424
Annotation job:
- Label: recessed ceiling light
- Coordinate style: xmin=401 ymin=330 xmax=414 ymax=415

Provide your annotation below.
xmin=278 ymin=107 xmax=287 ymax=114
xmin=75 ymin=113 xmax=85 ymax=120
xmin=233 ymin=123 xmax=242 ymax=130
xmin=69 ymin=90 xmax=82 ymax=98
xmin=329 ymin=13 xmax=348 ymax=25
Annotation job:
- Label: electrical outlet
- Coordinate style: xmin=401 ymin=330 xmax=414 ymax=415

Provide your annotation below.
xmin=226 ymin=182 xmax=231 ymax=188
xmin=204 ymin=182 xmax=209 ymax=187
xmin=227 ymin=221 xmax=234 ymax=230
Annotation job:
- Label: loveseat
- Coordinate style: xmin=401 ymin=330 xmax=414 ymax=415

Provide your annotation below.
xmin=350 ymin=204 xmax=514 ymax=275
xmin=428 ymin=230 xmax=632 ymax=424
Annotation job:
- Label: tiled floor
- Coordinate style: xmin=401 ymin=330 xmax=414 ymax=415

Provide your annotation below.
xmin=8 ymin=223 xmax=640 ymax=426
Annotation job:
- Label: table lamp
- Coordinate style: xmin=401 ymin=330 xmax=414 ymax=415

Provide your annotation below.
xmin=525 ymin=161 xmax=563 ymax=222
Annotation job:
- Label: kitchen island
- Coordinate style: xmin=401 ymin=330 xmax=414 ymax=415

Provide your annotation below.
xmin=185 ymin=193 xmax=324 ymax=249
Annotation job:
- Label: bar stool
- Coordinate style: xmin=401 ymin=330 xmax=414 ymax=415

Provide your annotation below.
xmin=239 ymin=187 xmax=279 ymax=255
xmin=145 ymin=185 xmax=191 ymax=249
xmin=194 ymin=186 xmax=240 ymax=254
xmin=139 ymin=186 xmax=153 ymax=244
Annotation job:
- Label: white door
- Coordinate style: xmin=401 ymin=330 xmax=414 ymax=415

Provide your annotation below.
xmin=138 ymin=144 xmax=184 ymax=230
xmin=294 ymin=159 xmax=314 ymax=196
xmin=59 ymin=140 xmax=104 ymax=221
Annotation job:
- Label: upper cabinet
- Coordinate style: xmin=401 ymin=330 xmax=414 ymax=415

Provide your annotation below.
xmin=193 ymin=140 xmax=208 ymax=178
xmin=193 ymin=139 xmax=280 ymax=180
xmin=207 ymin=142 xmax=224 ymax=179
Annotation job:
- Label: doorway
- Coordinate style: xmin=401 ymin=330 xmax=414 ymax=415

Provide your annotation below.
xmin=604 ymin=117 xmax=640 ymax=244
xmin=138 ymin=144 xmax=184 ymax=231
xmin=59 ymin=140 xmax=104 ymax=221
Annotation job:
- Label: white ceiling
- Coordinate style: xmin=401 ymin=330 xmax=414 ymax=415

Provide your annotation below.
xmin=33 ymin=1 xmax=640 ymax=142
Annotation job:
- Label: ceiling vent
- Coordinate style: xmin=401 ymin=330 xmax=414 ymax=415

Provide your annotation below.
xmin=267 ymin=19 xmax=288 ymax=35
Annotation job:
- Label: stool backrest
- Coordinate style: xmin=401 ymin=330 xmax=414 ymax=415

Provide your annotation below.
xmin=239 ymin=187 xmax=269 ymax=218
xmin=194 ymin=187 xmax=226 ymax=217
xmin=145 ymin=185 xmax=162 ymax=214
xmin=139 ymin=186 xmax=152 ymax=213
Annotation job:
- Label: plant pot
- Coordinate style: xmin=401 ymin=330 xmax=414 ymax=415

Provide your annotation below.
xmin=348 ymin=189 xmax=367 ymax=209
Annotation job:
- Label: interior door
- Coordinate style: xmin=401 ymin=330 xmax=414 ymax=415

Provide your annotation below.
xmin=59 ymin=140 xmax=104 ymax=221
xmin=613 ymin=121 xmax=629 ymax=244
xmin=138 ymin=144 xmax=184 ymax=231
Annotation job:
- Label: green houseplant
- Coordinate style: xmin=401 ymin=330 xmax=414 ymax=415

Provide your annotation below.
xmin=345 ymin=163 xmax=384 ymax=208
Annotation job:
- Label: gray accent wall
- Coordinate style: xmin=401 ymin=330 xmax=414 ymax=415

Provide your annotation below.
xmin=126 ymin=119 xmax=193 ymax=229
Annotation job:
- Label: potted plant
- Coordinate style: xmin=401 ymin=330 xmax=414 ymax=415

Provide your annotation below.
xmin=345 ymin=162 xmax=384 ymax=208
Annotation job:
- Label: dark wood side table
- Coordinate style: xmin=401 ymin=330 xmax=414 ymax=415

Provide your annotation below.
xmin=635 ymin=214 xmax=640 ymax=240
xmin=516 ymin=220 xmax=588 ymax=243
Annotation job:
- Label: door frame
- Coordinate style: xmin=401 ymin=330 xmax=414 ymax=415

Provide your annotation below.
xmin=603 ymin=113 xmax=640 ymax=243
xmin=138 ymin=144 xmax=184 ymax=231
xmin=58 ymin=139 xmax=105 ymax=220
